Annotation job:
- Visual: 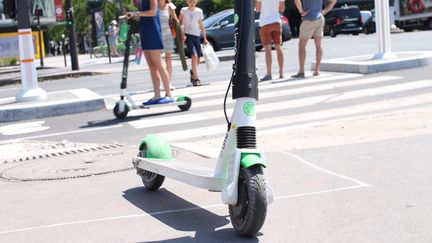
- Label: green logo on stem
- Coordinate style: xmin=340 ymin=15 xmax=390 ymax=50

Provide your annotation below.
xmin=243 ymin=102 xmax=255 ymax=116
xmin=234 ymin=14 xmax=239 ymax=25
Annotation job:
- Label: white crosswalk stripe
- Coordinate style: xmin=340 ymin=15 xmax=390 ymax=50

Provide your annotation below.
xmin=123 ymin=73 xmax=432 ymax=143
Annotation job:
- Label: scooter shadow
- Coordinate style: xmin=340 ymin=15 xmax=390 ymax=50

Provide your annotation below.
xmin=122 ymin=187 xmax=260 ymax=242
xmin=81 ymin=110 xmax=182 ymax=128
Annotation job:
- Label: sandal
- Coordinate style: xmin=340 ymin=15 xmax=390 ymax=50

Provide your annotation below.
xmin=192 ymin=79 xmax=201 ymax=86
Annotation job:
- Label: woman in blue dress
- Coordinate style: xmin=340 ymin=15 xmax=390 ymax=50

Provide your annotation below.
xmin=126 ymin=0 xmax=173 ymax=105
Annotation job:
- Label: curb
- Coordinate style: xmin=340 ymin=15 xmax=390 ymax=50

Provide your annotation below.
xmin=0 ymin=88 xmax=106 ymax=122
xmin=0 ymin=71 xmax=103 ymax=87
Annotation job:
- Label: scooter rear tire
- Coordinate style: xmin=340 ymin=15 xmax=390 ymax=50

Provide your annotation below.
xmin=229 ymin=165 xmax=267 ymax=237
xmin=178 ymin=97 xmax=192 ymax=111
xmin=137 ymin=148 xmax=165 ymax=191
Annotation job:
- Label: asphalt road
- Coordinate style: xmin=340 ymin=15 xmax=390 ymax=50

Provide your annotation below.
xmin=0 ymin=31 xmax=432 ymax=242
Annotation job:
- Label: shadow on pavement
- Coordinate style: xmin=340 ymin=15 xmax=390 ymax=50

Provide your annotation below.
xmin=122 ymin=187 xmax=260 ymax=242
xmin=80 ymin=110 xmax=182 ymax=128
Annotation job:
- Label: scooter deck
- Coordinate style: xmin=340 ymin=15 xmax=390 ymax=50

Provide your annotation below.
xmin=132 ymin=156 xmax=226 ymax=191
xmin=133 ymin=100 xmax=188 ymax=109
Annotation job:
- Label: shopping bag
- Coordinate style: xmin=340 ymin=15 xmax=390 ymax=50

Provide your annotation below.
xmin=119 ymin=23 xmax=129 ymax=42
xmin=134 ymin=47 xmax=143 ymax=65
xmin=201 ymin=44 xmax=219 ymax=71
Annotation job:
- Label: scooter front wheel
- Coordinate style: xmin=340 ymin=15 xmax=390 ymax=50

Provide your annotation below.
xmin=229 ymin=165 xmax=267 ymax=237
xmin=113 ymin=103 xmax=129 ymax=119
xmin=137 ymin=148 xmax=165 ymax=191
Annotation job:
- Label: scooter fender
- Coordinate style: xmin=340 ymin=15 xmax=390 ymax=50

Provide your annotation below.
xmin=138 ymin=135 xmax=173 ymax=160
xmin=221 ymin=149 xmax=268 ymax=205
xmin=240 ymin=153 xmax=267 ymax=168
xmin=221 ymin=150 xmax=274 ymax=205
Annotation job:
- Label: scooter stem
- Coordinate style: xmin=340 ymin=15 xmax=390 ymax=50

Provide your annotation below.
xmin=232 ymin=0 xmax=258 ymax=100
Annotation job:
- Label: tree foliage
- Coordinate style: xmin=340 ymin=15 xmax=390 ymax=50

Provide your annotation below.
xmin=48 ymin=0 xmax=234 ymax=45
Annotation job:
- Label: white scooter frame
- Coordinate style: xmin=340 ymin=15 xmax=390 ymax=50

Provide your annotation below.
xmin=132 ymin=98 xmax=274 ymax=204
xmin=131 ymin=0 xmax=273 ymax=237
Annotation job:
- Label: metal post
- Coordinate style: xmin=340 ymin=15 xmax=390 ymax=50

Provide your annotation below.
xmin=105 ymin=31 xmax=112 ymax=63
xmin=62 ymin=34 xmax=67 ymax=67
xmin=16 ymin=0 xmax=47 ymax=102
xmin=65 ymin=0 xmax=79 ymax=70
xmin=36 ymin=8 xmax=44 ymax=68
xmin=373 ymin=0 xmax=396 ymax=59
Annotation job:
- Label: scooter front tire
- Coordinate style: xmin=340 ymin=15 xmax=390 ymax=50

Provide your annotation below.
xmin=113 ymin=103 xmax=129 ymax=119
xmin=229 ymin=165 xmax=267 ymax=237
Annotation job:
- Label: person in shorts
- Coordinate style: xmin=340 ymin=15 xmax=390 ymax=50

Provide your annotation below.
xmin=256 ymin=0 xmax=285 ymax=81
xmin=179 ymin=0 xmax=208 ymax=86
xmin=292 ymin=0 xmax=336 ymax=78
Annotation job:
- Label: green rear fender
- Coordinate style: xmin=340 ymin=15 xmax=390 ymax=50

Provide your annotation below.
xmin=139 ymin=135 xmax=173 ymax=160
xmin=176 ymin=95 xmax=190 ymax=102
xmin=240 ymin=153 xmax=267 ymax=168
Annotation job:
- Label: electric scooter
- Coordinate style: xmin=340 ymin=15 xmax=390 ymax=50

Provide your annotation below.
xmin=113 ymin=18 xmax=192 ymax=119
xmin=131 ymin=1 xmax=274 ymax=236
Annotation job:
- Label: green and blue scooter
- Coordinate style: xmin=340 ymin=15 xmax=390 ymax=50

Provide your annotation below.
xmin=113 ymin=17 xmax=192 ymax=119
xmin=131 ymin=0 xmax=274 ymax=236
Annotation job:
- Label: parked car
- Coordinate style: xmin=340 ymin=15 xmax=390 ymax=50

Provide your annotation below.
xmin=362 ymin=10 xmax=376 ymax=34
xmin=324 ymin=5 xmax=363 ymax=37
xmin=203 ymin=9 xmax=291 ymax=51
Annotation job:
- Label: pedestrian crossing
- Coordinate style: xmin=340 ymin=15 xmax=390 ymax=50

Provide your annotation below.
xmin=108 ymin=73 xmax=432 ymax=146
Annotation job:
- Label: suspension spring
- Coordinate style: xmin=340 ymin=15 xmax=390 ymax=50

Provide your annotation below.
xmin=237 ymin=126 xmax=256 ymax=149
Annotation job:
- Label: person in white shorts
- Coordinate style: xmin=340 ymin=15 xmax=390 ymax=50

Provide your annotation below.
xmin=292 ymin=0 xmax=336 ymax=78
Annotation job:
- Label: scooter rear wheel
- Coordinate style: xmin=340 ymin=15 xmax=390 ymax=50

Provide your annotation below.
xmin=137 ymin=147 xmax=165 ymax=191
xmin=178 ymin=97 xmax=192 ymax=111
xmin=229 ymin=165 xmax=267 ymax=237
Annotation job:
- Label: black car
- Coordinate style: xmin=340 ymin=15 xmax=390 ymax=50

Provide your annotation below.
xmin=362 ymin=10 xmax=376 ymax=34
xmin=204 ymin=9 xmax=291 ymax=51
xmin=324 ymin=5 xmax=362 ymax=37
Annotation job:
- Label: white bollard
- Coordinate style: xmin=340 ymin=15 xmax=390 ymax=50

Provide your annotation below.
xmin=373 ymin=0 xmax=397 ymax=59
xmin=15 ymin=29 xmax=47 ymax=102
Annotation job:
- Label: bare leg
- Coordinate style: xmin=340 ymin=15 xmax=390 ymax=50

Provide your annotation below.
xmin=165 ymin=52 xmax=173 ymax=81
xmin=313 ymin=36 xmax=323 ymax=74
xmin=143 ymin=51 xmax=161 ymax=99
xmin=148 ymin=50 xmax=171 ymax=97
xmin=275 ymin=44 xmax=284 ymax=77
xmin=298 ymin=38 xmax=308 ymax=74
xmin=191 ymin=54 xmax=198 ymax=80
xmin=263 ymin=44 xmax=272 ymax=76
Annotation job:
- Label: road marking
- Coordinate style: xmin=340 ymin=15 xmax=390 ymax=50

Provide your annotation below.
xmin=0 ymin=121 xmax=50 ymax=136
xmin=128 ymin=75 xmax=405 ymax=129
xmin=103 ymin=73 xmax=363 ymax=109
xmin=0 ymin=153 xmax=370 ymax=235
xmin=286 ymin=152 xmax=372 ymax=187
xmin=0 ymin=125 xmax=123 ymax=145
xmin=154 ymin=86 xmax=432 ymax=141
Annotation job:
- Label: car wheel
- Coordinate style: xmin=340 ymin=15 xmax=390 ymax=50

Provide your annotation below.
xmin=330 ymin=28 xmax=337 ymax=38
xmin=208 ymin=39 xmax=218 ymax=51
xmin=427 ymin=18 xmax=432 ymax=30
